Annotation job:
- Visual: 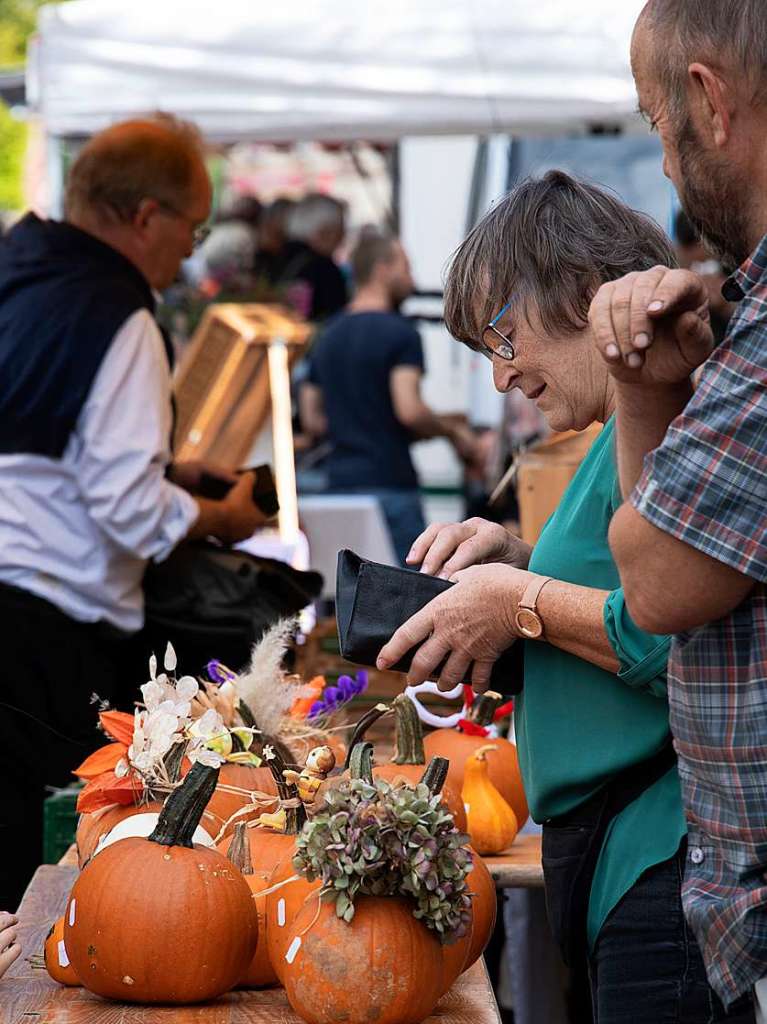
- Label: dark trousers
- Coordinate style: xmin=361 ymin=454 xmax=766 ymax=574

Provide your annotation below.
xmin=0 ymin=583 xmax=131 ymax=910
xmin=590 ymin=845 xmax=755 ymax=1024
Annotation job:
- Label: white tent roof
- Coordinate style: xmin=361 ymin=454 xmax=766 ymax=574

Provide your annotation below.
xmin=29 ymin=0 xmax=646 ymax=142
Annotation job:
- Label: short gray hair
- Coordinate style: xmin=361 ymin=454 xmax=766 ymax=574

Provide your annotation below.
xmin=444 ymin=170 xmax=676 ymax=345
xmin=641 ymin=0 xmax=767 ymax=121
xmin=287 ymin=192 xmax=346 ymax=241
xmin=65 ymin=112 xmax=205 ymax=223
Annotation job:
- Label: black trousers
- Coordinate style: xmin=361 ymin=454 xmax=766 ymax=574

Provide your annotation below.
xmin=589 ymin=844 xmax=755 ymax=1024
xmin=0 ymin=583 xmax=133 ymax=911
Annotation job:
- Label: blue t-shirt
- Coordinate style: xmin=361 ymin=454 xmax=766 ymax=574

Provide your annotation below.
xmin=307 ymin=310 xmax=424 ymax=489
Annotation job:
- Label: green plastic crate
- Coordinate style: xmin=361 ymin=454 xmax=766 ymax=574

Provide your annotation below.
xmin=43 ymin=783 xmax=82 ymax=864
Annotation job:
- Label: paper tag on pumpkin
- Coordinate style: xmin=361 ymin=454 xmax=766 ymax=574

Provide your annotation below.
xmin=285 ymin=937 xmax=301 ymax=964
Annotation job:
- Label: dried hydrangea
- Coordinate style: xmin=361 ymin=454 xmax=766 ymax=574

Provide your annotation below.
xmin=293 ymin=777 xmax=473 ymax=943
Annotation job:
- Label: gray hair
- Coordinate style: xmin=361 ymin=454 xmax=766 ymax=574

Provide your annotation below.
xmin=65 ymin=112 xmax=205 ymax=224
xmin=444 ymin=170 xmax=676 ymax=346
xmin=640 ymin=0 xmax=767 ymax=121
xmin=287 ymin=192 xmax=346 ymax=241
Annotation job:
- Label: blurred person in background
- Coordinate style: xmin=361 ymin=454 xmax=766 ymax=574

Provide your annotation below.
xmin=277 ymin=192 xmax=348 ymax=321
xmin=188 ymin=194 xmax=263 ymax=294
xmin=0 ymin=114 xmax=266 ymax=912
xmin=299 ymin=230 xmax=479 ymax=564
xmin=252 ymin=196 xmax=295 ymax=284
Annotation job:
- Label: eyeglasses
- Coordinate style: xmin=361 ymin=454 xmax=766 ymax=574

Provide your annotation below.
xmin=155 ymin=199 xmax=211 ymax=249
xmin=479 ymin=300 xmax=516 ymax=362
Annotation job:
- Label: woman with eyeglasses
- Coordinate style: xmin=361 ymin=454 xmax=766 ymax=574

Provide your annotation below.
xmin=377 ymin=171 xmax=754 ymax=1023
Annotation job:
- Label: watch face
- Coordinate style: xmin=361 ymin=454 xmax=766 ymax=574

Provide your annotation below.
xmin=515 ymin=608 xmax=544 ymax=639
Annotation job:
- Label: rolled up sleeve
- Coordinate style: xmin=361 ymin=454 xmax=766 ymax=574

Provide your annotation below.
xmin=630 ymin=315 xmax=767 ymax=583
xmin=75 ymin=309 xmax=198 ymax=561
xmin=604 ymin=588 xmax=671 ymax=697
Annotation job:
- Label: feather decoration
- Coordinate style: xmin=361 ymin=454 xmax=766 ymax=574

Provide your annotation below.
xmin=235 ymin=618 xmax=313 ymax=739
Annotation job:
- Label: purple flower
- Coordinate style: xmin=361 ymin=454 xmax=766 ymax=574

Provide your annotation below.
xmin=206 ymin=660 xmax=236 ymax=686
xmin=306 ymin=671 xmax=369 ymax=719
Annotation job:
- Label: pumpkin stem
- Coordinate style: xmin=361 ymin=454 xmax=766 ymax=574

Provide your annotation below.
xmin=474 ymin=744 xmax=499 ymax=762
xmin=420 ymin=755 xmax=449 ymax=795
xmin=348 ymin=741 xmax=375 ymax=784
xmin=343 ymin=703 xmax=390 ymax=769
xmin=391 ymin=693 xmax=426 ymax=766
xmin=148 ymin=761 xmax=219 ymax=848
xmin=467 ymin=692 xmax=504 ymax=728
xmin=162 ymin=741 xmax=186 ymax=783
xmin=264 ymin=746 xmax=307 ymax=833
xmin=227 ymin=822 xmax=254 ymax=875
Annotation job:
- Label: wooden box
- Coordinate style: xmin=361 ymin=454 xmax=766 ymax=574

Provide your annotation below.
xmin=174 ymin=303 xmax=310 ymax=466
xmin=516 ymin=423 xmax=602 ymax=544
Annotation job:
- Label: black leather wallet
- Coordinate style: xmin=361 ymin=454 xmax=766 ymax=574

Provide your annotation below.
xmin=335 ymin=549 xmax=524 ymax=693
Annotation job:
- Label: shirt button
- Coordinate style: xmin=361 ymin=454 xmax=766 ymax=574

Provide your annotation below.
xmin=690 ymin=846 xmax=705 ymax=865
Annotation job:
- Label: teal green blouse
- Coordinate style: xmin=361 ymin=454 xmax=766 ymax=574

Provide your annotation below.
xmin=514 ymin=417 xmax=686 ymax=948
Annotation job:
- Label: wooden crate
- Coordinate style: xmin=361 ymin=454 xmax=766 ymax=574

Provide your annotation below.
xmin=516 ymin=423 xmax=602 ymax=544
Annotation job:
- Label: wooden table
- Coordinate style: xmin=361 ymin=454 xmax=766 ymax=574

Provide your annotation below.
xmin=59 ymin=837 xmax=544 ymax=887
xmin=3 ymin=863 xmax=502 ymax=1024
xmin=484 ymin=834 xmax=543 ymax=889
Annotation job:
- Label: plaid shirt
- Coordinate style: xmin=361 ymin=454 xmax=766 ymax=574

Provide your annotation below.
xmin=631 ymin=233 xmax=767 ymax=1005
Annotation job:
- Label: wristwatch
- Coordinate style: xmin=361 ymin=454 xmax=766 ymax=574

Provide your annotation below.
xmin=514 ymin=575 xmax=554 ymax=639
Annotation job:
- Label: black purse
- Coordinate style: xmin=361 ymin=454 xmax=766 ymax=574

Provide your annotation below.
xmin=335 ymin=548 xmax=524 ymax=692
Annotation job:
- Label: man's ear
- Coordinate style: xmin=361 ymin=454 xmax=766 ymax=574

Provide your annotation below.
xmin=133 ymin=197 xmax=158 ymax=236
xmin=688 ymin=62 xmax=733 ymax=148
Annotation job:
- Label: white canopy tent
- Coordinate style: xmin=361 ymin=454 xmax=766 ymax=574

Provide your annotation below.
xmin=29 ymin=0 xmax=647 ymax=142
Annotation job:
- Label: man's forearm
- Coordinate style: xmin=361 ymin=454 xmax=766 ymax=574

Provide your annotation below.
xmin=186 ymin=497 xmax=228 ymax=542
xmin=613 ymin=381 xmax=692 ymax=497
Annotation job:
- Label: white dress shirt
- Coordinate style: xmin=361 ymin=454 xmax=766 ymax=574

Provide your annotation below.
xmin=0 ymin=309 xmax=198 ymax=631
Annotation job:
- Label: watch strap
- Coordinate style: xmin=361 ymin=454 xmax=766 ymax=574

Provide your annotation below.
xmin=518 ymin=574 xmax=553 ymax=615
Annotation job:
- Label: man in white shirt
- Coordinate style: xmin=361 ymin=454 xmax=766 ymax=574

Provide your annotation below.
xmin=0 ymin=114 xmax=265 ymax=908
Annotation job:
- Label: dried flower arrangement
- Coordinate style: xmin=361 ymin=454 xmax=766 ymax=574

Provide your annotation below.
xmin=292 ymin=754 xmax=473 ymax=944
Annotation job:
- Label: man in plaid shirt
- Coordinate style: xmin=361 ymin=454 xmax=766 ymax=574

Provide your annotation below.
xmin=591 ymin=0 xmax=767 ymax=1015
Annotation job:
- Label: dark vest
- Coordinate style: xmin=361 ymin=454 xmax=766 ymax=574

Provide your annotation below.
xmin=0 ymin=213 xmax=161 ymax=458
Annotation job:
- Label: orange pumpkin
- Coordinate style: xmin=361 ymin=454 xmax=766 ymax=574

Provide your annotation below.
xmin=43 ymin=916 xmax=80 ymax=986
xmin=220 ymin=822 xmax=298 ymax=987
xmin=424 ymin=692 xmax=528 ymax=829
xmin=75 ymin=800 xmax=164 ymax=868
xmin=282 ymin=895 xmax=445 ymax=1024
xmin=264 ymin=858 xmax=320 ymax=983
xmin=435 ymin=849 xmax=497 ymax=993
xmin=464 ymin=850 xmax=497 ymax=968
xmin=65 ymin=763 xmax=258 ymax=1004
xmin=462 ymin=745 xmax=519 ymax=855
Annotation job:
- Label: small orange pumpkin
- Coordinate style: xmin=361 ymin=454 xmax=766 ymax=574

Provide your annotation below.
xmin=264 ymin=859 xmax=320 ymax=983
xmin=43 ymin=916 xmax=80 ymax=986
xmin=462 ymin=745 xmax=519 ymax=855
xmin=424 ymin=692 xmax=528 ymax=829
xmin=220 ymin=822 xmax=295 ymax=987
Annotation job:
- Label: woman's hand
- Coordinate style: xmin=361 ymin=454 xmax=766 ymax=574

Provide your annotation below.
xmin=377 ymin=564 xmax=533 ymax=692
xmin=0 ymin=912 xmax=20 ymax=978
xmin=407 ymin=518 xmax=533 ymax=578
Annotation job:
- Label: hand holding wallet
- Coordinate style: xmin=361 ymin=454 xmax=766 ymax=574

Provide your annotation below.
xmin=335 ymin=549 xmax=524 ymax=693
